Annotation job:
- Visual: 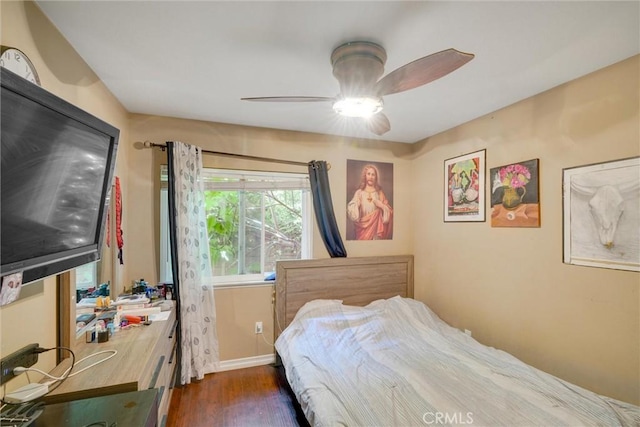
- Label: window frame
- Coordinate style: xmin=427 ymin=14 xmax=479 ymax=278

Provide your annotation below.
xmin=159 ymin=167 xmax=312 ymax=286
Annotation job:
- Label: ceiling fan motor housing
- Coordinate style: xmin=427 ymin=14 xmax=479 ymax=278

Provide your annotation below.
xmin=331 ymin=41 xmax=387 ymax=98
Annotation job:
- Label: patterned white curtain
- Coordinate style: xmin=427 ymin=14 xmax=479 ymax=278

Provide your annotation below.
xmin=171 ymin=141 xmax=220 ymax=383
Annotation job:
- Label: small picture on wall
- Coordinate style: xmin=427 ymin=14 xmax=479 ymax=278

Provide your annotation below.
xmin=444 ymin=149 xmax=485 ymax=222
xmin=490 ymin=159 xmax=540 ymax=227
xmin=563 ymin=156 xmax=639 ymax=272
xmin=346 ymin=160 xmax=393 ymax=240
xmin=0 ymin=272 xmax=23 ymax=306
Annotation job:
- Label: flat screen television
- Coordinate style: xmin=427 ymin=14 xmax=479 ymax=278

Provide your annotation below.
xmin=1 ymin=67 xmax=119 ymax=285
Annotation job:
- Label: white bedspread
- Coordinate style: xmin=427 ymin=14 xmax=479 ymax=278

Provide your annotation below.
xmin=275 ymin=297 xmax=640 ymax=427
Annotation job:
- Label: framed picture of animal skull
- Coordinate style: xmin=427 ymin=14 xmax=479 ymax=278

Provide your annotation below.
xmin=444 ymin=149 xmax=486 ymax=222
xmin=563 ymin=156 xmax=640 ymax=272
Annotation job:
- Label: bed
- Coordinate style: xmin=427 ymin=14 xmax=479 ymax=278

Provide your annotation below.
xmin=274 ymin=256 xmax=640 ymax=427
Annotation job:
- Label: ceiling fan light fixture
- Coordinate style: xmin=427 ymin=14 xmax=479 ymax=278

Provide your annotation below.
xmin=332 ymin=97 xmax=383 ymax=118
xmin=242 ymin=42 xmax=475 ymax=136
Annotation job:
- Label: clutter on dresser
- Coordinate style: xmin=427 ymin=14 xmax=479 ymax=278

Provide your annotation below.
xmin=76 ymin=279 xmax=174 ymax=340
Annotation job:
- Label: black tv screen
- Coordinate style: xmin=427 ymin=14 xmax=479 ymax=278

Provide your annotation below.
xmin=1 ymin=67 xmax=119 ymax=284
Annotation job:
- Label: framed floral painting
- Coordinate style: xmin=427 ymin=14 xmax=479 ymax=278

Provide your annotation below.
xmin=490 ymin=159 xmax=540 ymax=227
xmin=563 ymin=156 xmax=639 ymax=272
xmin=444 ymin=149 xmax=485 ymax=222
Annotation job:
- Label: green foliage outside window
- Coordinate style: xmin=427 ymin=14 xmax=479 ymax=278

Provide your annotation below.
xmin=204 ymin=189 xmax=304 ymax=277
xmin=160 ymin=167 xmax=309 ymax=283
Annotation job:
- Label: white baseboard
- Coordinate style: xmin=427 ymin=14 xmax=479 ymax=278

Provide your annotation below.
xmin=218 ymin=354 xmax=275 ymax=372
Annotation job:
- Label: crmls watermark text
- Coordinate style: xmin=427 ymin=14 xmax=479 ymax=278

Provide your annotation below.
xmin=422 ymin=412 xmax=474 ymax=425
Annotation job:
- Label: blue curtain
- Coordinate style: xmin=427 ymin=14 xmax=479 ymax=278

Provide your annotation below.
xmin=165 ymin=141 xmax=183 ymax=386
xmin=308 ymin=160 xmax=347 ymax=257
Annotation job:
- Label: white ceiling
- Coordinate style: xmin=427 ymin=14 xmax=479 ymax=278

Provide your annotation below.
xmin=36 ymin=1 xmax=639 ymax=144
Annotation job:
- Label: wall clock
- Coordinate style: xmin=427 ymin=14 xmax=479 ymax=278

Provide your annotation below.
xmin=0 ymin=45 xmax=41 ymax=86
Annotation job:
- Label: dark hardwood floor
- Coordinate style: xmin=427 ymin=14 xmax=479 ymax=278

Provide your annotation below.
xmin=166 ymin=364 xmax=307 ymax=427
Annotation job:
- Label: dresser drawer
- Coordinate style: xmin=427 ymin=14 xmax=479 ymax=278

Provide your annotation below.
xmin=149 ymin=315 xmax=178 ymax=421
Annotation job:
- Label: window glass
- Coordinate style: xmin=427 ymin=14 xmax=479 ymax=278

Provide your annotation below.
xmin=75 ymin=262 xmax=97 ymax=290
xmin=160 ymin=167 xmax=311 ymax=284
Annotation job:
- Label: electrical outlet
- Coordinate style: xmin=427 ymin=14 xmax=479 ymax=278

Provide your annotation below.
xmin=1 ymin=343 xmax=39 ymax=385
xmin=255 ymin=321 xmax=263 ymax=334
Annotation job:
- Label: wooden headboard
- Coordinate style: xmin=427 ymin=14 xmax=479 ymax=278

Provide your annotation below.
xmin=274 ymin=255 xmax=414 ymax=339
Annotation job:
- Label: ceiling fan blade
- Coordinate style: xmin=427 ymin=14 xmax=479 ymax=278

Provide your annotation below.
xmin=374 ymin=48 xmax=474 ymax=97
xmin=241 ymin=96 xmax=334 ymax=102
xmin=366 ymin=112 xmax=391 ymax=136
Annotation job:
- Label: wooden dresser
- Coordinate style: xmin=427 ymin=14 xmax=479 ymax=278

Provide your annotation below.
xmin=44 ymin=307 xmax=178 ymax=426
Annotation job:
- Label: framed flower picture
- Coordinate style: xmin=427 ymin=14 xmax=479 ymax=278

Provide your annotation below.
xmin=444 ymin=149 xmax=485 ymax=222
xmin=490 ymin=159 xmax=540 ymax=227
xmin=563 ymin=156 xmax=639 ymax=272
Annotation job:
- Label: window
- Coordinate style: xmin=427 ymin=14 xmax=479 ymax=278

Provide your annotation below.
xmin=75 ymin=262 xmax=97 ymax=291
xmin=160 ymin=168 xmax=311 ymax=284
xmin=75 ymin=261 xmax=98 ymax=302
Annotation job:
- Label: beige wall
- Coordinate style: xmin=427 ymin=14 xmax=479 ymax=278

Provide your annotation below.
xmin=214 ymin=285 xmax=275 ymax=361
xmin=0 ymin=1 xmax=130 ymax=391
xmin=411 ymin=55 xmax=639 ymax=404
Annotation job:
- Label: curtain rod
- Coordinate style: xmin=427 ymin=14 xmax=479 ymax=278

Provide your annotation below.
xmin=143 ymin=141 xmax=311 ymax=168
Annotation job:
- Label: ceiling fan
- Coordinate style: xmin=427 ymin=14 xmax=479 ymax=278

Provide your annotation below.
xmin=241 ymin=41 xmax=474 ymax=136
